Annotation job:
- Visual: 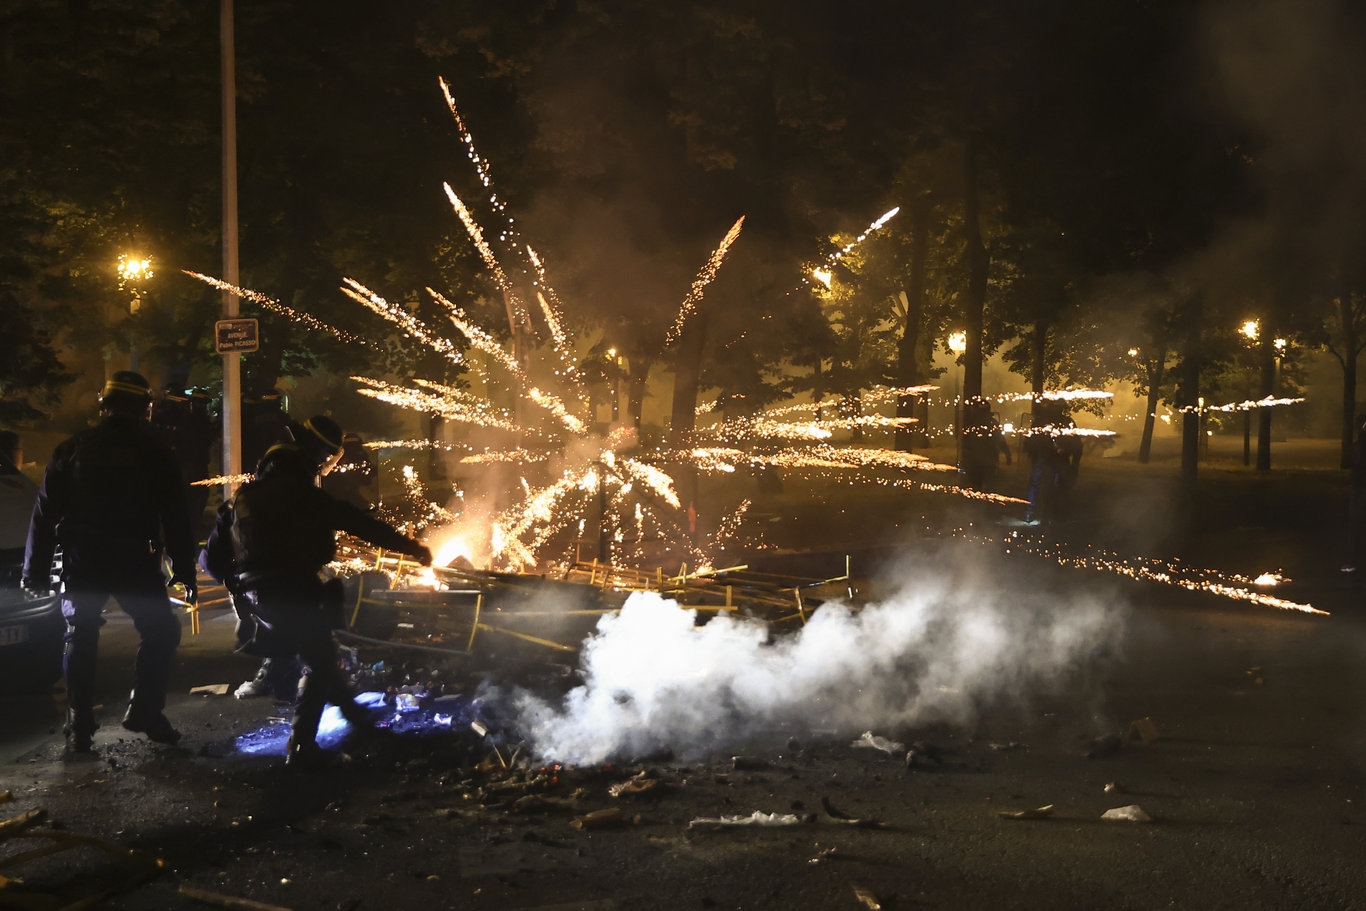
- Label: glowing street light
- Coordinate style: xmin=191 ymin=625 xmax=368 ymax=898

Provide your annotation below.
xmin=811 ymin=268 xmax=833 ymax=289
xmin=948 ymin=331 xmax=967 ymax=355
xmin=1241 ymin=319 xmax=1259 ymax=341
xmin=117 ymin=253 xmax=154 ymax=314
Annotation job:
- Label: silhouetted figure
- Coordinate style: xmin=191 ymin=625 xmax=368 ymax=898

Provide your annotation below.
xmin=22 ymin=371 xmax=198 ymax=752
xmin=960 ymin=399 xmax=1012 ymax=491
xmin=0 ymin=429 xmax=20 ymax=475
xmin=322 ymin=432 xmax=378 ymax=510
xmin=201 ymin=415 xmax=431 ymax=768
xmin=151 ymin=387 xmax=217 ymax=538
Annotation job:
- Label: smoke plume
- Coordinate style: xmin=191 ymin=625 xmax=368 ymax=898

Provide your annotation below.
xmin=513 ymin=563 xmax=1124 ymax=765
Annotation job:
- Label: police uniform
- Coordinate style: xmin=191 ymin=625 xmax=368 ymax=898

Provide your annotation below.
xmin=23 ymin=372 xmax=198 ymax=751
xmin=201 ymin=416 xmax=430 ymax=767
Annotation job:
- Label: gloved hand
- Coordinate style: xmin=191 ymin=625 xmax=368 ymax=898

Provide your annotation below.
xmin=171 ymin=574 xmax=198 ymax=605
xmin=414 ymin=544 xmax=434 ymax=567
xmin=20 ymin=576 xmax=52 ymax=600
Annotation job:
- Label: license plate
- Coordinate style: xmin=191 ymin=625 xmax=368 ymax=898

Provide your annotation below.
xmin=0 ymin=623 xmax=29 ymax=646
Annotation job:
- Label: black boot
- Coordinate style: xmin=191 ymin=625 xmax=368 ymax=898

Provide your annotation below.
xmin=64 ymin=707 xmax=98 ymax=753
xmin=122 ymin=700 xmax=181 ymax=744
xmin=285 ymin=732 xmax=331 ymax=769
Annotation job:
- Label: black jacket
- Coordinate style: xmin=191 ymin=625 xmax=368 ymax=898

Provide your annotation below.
xmin=24 ymin=412 xmax=196 ymax=584
xmin=201 ymin=444 xmax=422 ymax=586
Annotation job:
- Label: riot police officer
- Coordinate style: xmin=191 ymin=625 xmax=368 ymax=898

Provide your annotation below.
xmin=201 ymin=415 xmax=432 ymax=768
xmin=23 ymin=371 xmax=199 ymax=752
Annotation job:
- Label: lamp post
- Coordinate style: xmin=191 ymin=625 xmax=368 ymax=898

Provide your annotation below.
xmin=948 ymin=331 xmax=966 ymax=463
xmin=117 ymin=253 xmax=153 ymax=372
xmin=1240 ymin=319 xmax=1258 ymax=466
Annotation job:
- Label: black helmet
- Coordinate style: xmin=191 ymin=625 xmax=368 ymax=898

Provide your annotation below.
xmin=100 ymin=371 xmax=153 ymax=414
xmin=286 ymin=415 xmax=344 ymax=467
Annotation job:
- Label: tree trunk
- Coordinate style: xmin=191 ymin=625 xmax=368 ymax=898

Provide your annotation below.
xmin=1178 ymin=297 xmax=1203 ymax=491
xmin=1137 ymin=352 xmax=1165 ymax=464
xmin=627 ymin=357 xmax=650 ymax=432
xmin=669 ymin=314 xmax=707 ymax=447
xmin=1340 ymin=287 xmax=1359 ymax=470
xmin=1255 ymin=328 xmax=1275 ymax=471
xmin=895 ymin=196 xmax=930 ymax=452
xmin=1029 ymin=320 xmax=1047 ymax=395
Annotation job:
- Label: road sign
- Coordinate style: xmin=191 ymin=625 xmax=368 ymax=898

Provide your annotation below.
xmin=215 ymin=318 xmax=259 ymax=354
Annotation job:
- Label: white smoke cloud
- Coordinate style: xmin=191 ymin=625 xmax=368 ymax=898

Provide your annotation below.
xmin=513 ymin=566 xmax=1124 ymax=765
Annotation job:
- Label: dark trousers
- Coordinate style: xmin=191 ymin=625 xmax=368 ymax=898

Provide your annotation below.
xmin=248 ymin=578 xmax=360 ymax=746
xmin=61 ymin=567 xmax=181 ymax=727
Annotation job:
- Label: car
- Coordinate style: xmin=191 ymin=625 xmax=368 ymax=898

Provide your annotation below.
xmin=0 ymin=466 xmax=63 ymax=692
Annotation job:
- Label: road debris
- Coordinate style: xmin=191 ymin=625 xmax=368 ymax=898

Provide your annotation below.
xmin=572 ymin=808 xmax=629 ymax=830
xmin=179 ymin=884 xmax=294 ymax=910
xmin=853 ymin=884 xmax=883 ymax=909
xmin=1127 ymin=717 xmax=1161 ymax=742
xmin=1104 ymin=781 xmax=1123 ymax=794
xmin=191 ymin=684 xmax=232 ymax=695
xmin=732 ymin=755 xmax=771 ymax=771
xmin=688 ymin=811 xmax=804 ymax=830
xmin=820 ymin=796 xmax=887 ymax=828
xmin=808 ymin=846 xmax=839 ymax=865
xmin=904 ymin=741 xmax=944 ymax=769
xmin=851 ymin=731 xmax=904 ymax=754
xmin=1086 ymin=733 xmax=1123 ymax=759
xmin=998 ymin=804 xmax=1055 ymax=820
xmin=608 ymin=770 xmax=669 ymax=799
xmin=1101 ymin=804 xmax=1153 ymax=822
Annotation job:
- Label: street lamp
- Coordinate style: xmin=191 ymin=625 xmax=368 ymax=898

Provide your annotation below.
xmin=117 ymin=253 xmax=153 ymax=371
xmin=948 ymin=331 xmax=966 ymax=461
xmin=1240 ymin=320 xmax=1258 ymax=465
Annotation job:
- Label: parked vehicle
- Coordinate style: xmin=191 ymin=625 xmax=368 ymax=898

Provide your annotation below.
xmin=0 ymin=467 xmax=63 ymax=692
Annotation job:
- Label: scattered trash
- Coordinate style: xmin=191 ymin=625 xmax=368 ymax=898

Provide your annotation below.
xmin=732 ymin=755 xmax=771 ymax=771
xmin=851 ymin=731 xmax=905 ymax=754
xmin=820 ymin=796 xmax=886 ymax=828
xmin=1086 ymin=733 xmax=1123 ymax=759
xmin=571 ymin=807 xmax=628 ymax=830
xmin=0 ymin=791 xmax=10 ymax=805
xmin=688 ymin=810 xmax=804 ymax=830
xmin=190 ymin=684 xmax=232 ymax=696
xmin=608 ymin=771 xmax=669 ymax=799
xmin=853 ymin=884 xmax=882 ymax=909
xmin=1101 ymin=804 xmax=1153 ymax=823
xmin=999 ymin=804 xmax=1055 ymax=820
xmin=808 ymin=846 xmax=839 ymax=865
xmin=1104 ymin=782 xmax=1123 ymax=794
xmin=179 ymin=884 xmax=293 ymax=910
xmin=2 ymin=808 xmax=166 ymax=907
xmin=1127 ymin=717 xmax=1161 ymax=742
xmin=988 ymin=742 xmax=1022 ymax=752
xmin=905 ymin=741 xmax=944 ymax=769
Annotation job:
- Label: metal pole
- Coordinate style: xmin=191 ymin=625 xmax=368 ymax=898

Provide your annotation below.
xmin=221 ymin=0 xmax=242 ymax=494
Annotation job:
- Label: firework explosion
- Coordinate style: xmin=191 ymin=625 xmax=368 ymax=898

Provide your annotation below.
xmin=189 ymin=79 xmax=1321 ymax=620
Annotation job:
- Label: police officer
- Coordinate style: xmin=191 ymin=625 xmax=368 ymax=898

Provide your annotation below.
xmin=201 ymin=415 xmax=432 ymax=768
xmin=23 ymin=371 xmax=199 ymax=752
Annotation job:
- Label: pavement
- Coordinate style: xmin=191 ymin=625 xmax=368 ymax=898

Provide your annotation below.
xmin=4 ymin=440 xmax=1366 ymax=910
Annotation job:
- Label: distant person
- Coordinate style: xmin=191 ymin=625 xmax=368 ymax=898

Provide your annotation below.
xmin=322 ymin=432 xmax=378 ymax=510
xmin=1023 ymin=400 xmax=1069 ymax=525
xmin=0 ymin=429 xmax=20 ymax=475
xmin=22 ymin=371 xmax=198 ymax=752
xmin=151 ymin=386 xmax=217 ymax=538
xmin=200 ymin=415 xmax=432 ymax=768
xmin=1344 ymin=414 xmax=1366 ymax=573
xmin=960 ymin=399 xmax=1012 ymax=491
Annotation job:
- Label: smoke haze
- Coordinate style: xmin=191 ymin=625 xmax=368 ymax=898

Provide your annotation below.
xmin=513 ymin=562 xmax=1124 ymax=765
